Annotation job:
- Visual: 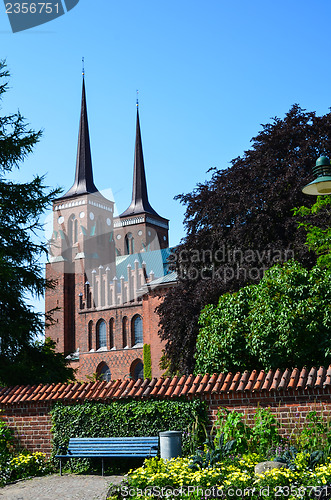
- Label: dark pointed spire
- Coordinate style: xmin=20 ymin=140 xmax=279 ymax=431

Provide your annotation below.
xmin=120 ymin=107 xmax=160 ymax=217
xmin=61 ymin=76 xmax=98 ymax=199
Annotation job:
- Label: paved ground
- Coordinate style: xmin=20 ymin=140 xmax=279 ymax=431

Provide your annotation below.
xmin=0 ymin=474 xmax=124 ymax=500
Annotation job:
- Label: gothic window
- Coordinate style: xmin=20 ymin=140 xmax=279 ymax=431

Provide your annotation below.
xmin=109 ymin=318 xmax=114 ymax=349
xmin=132 ymin=315 xmax=143 ymax=345
xmin=97 ymin=319 xmax=107 ymax=349
xmin=68 ymin=215 xmax=78 ymax=244
xmin=98 ymin=363 xmax=111 ymax=382
xmin=122 ymin=316 xmax=128 ymax=348
xmin=88 ymin=320 xmax=93 ymax=350
xmin=125 ymin=232 xmax=134 ymax=255
xmin=130 ymin=359 xmax=144 ymax=381
xmin=74 ymin=218 xmax=78 ymax=243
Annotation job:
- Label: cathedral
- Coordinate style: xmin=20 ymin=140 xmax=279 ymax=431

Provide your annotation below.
xmin=45 ymin=77 xmax=176 ymax=381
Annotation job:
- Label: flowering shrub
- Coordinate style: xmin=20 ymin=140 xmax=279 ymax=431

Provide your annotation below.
xmin=0 ymin=451 xmax=53 ymax=487
xmin=123 ymin=455 xmax=331 ymax=499
xmin=0 ymin=417 xmax=53 ymax=487
xmin=9 ymin=452 xmax=52 ymax=481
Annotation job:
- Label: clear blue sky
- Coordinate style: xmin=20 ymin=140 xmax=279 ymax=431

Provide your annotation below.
xmin=1 ymin=0 xmax=331 ymax=314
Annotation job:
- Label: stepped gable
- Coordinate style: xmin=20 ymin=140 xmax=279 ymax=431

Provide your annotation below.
xmin=1 ymin=366 xmax=331 ymax=405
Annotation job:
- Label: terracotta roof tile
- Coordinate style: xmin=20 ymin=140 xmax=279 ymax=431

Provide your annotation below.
xmin=142 ymin=378 xmax=158 ymax=398
xmin=113 ymin=380 xmax=128 ymax=399
xmin=150 ymin=377 xmax=164 ymax=397
xmin=253 ymin=371 xmax=266 ymax=391
xmin=229 ymin=372 xmax=242 ymax=392
xmin=316 ymin=367 xmax=326 ymax=388
xmin=237 ymin=371 xmax=250 ymax=392
xmin=297 ymin=367 xmax=308 ymax=390
xmin=261 ymin=370 xmax=274 ymax=391
xmin=165 ymin=376 xmax=179 ymax=397
xmin=181 ymin=375 xmax=194 ymax=396
xmin=270 ymin=369 xmax=282 ymax=391
xmin=2 ymin=365 xmax=331 ymax=405
xmin=96 ymin=381 xmax=114 ymax=400
xmin=158 ymin=377 xmax=171 ymax=397
xmin=172 ymin=375 xmax=187 ymax=397
xmin=204 ymin=373 xmax=218 ymax=394
xmin=122 ymin=379 xmax=137 ymax=398
xmin=307 ymin=367 xmax=317 ymax=388
xmin=212 ymin=374 xmax=226 ymax=393
xmin=245 ymin=370 xmax=257 ymax=392
xmin=196 ymin=374 xmax=210 ymax=395
xmin=288 ymin=368 xmax=299 ymax=390
xmin=277 ymin=369 xmax=290 ymax=391
xmin=324 ymin=366 xmax=331 ymax=388
xmin=221 ymin=372 xmax=233 ymax=392
xmin=134 ymin=378 xmax=150 ymax=398
xmin=188 ymin=375 xmax=202 ymax=395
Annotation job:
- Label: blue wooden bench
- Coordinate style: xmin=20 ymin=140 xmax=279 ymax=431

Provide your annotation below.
xmin=55 ymin=436 xmax=159 ymax=475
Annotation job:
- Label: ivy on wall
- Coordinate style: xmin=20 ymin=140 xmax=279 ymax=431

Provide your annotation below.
xmin=143 ymin=344 xmax=152 ymax=379
xmin=51 ymin=399 xmax=207 ymax=460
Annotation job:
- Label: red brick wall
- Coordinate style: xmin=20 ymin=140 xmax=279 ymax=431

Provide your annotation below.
xmin=207 ymin=389 xmax=331 ymax=436
xmin=2 ymin=389 xmax=331 ymax=457
xmin=1 ymin=404 xmax=53 ymax=456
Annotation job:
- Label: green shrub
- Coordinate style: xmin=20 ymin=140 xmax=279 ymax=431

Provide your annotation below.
xmin=215 ymin=407 xmax=283 ymax=456
xmin=51 ymin=399 xmax=207 ymax=472
xmin=9 ymin=451 xmax=53 ymax=481
xmin=0 ymin=418 xmax=14 ymax=458
xmin=143 ymin=344 xmax=152 ymax=379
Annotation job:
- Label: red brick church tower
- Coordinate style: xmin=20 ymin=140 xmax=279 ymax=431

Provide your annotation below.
xmin=45 ymin=77 xmax=175 ymax=382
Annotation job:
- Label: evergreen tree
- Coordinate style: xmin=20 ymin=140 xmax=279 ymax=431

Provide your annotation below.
xmin=0 ymin=61 xmax=74 ymax=385
xmin=157 ymin=105 xmax=331 ymax=375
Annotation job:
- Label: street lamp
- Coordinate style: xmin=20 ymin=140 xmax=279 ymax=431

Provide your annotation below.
xmin=302 ymin=156 xmax=331 ymax=195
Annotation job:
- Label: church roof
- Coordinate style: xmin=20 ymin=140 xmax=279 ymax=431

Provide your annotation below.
xmin=119 ymin=108 xmax=162 ymax=218
xmin=115 ymin=248 xmax=173 ymax=281
xmin=59 ymin=77 xmax=99 ymax=200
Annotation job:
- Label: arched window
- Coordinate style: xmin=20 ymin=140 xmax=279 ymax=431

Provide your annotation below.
xmin=130 ymin=359 xmax=144 ymax=381
xmin=122 ymin=316 xmax=128 ymax=348
xmin=97 ymin=319 xmax=107 ymax=349
xmin=88 ymin=320 xmax=93 ymax=351
xmin=109 ymin=318 xmax=114 ymax=349
xmin=98 ymin=363 xmax=111 ymax=382
xmin=74 ymin=218 xmax=78 ymax=243
xmin=132 ymin=315 xmax=143 ymax=345
xmin=68 ymin=214 xmax=78 ymax=244
xmin=125 ymin=233 xmax=134 ymax=255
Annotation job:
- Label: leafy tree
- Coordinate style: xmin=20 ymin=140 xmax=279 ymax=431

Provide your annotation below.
xmin=157 ymin=105 xmax=331 ymax=374
xmin=0 ymin=338 xmax=75 ymax=386
xmin=195 ymin=260 xmax=331 ymax=374
xmin=293 ymin=194 xmax=331 ymax=268
xmin=0 ymin=60 xmax=74 ymax=385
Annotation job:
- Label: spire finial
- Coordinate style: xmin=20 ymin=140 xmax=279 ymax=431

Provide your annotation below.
xmin=136 ymin=89 xmax=139 ymax=108
xmin=82 ymin=57 xmax=85 ymax=77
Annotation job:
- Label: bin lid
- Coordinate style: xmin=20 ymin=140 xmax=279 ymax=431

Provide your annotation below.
xmin=159 ymin=431 xmax=182 ymax=437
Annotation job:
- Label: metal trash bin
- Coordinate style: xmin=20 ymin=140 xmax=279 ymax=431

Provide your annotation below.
xmin=159 ymin=431 xmax=182 ymax=459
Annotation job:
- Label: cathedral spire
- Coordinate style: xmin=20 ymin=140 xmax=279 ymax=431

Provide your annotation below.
xmin=120 ymin=107 xmax=159 ymax=217
xmin=61 ymin=76 xmax=98 ymax=199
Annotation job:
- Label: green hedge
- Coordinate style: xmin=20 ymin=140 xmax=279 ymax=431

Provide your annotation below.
xmin=143 ymin=344 xmax=152 ymax=379
xmin=51 ymin=398 xmax=207 ymax=464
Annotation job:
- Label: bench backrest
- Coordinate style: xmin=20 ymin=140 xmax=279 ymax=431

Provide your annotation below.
xmin=67 ymin=437 xmax=159 ymax=457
